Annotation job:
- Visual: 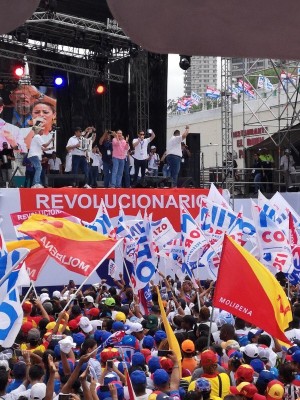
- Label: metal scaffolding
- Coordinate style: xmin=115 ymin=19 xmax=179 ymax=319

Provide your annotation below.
xmin=221 ymin=57 xmax=234 ymax=195
xmin=130 ymin=52 xmax=149 ymax=133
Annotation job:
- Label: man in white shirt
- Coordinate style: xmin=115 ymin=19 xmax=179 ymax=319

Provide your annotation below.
xmin=148 ymin=145 xmax=160 ymax=176
xmin=132 ymin=129 xmax=155 ymax=185
xmin=66 ymin=127 xmax=90 ymax=188
xmin=48 ymin=151 xmax=62 ymax=174
xmin=166 ymin=125 xmax=190 ymax=187
xmin=280 ymin=149 xmax=296 ymax=188
xmin=89 ymin=145 xmax=102 ymax=187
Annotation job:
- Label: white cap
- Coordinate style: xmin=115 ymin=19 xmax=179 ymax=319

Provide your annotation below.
xmin=125 ymin=322 xmax=143 ymax=334
xmin=39 ymin=293 xmax=50 ymax=304
xmin=79 ymin=316 xmax=93 ymax=333
xmin=150 ymin=145 xmax=156 ymax=149
xmin=0 ymin=360 xmax=9 ymax=371
xmin=84 ymin=295 xmax=94 ymax=304
xmin=52 ymin=290 xmax=61 ymax=300
xmin=242 ymin=343 xmax=259 ymax=358
xmin=59 ymin=336 xmax=76 ymax=354
xmin=30 ymin=383 xmax=47 ymax=400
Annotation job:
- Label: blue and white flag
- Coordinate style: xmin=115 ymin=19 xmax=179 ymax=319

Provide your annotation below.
xmin=0 ymin=227 xmax=7 ymax=259
xmin=191 ymin=91 xmax=202 ymax=105
xmin=0 ymin=250 xmax=30 ymax=348
xmin=84 ymin=200 xmax=116 ymax=238
xmin=257 ymin=75 xmax=274 ymax=91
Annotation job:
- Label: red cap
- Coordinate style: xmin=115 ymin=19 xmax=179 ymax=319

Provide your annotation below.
xmin=140 ymin=348 xmax=151 ymax=359
xmin=235 ymin=364 xmax=254 ymax=383
xmin=21 ymin=321 xmax=34 ymax=334
xmin=86 ymin=308 xmax=100 ymax=317
xmin=160 ymin=357 xmax=174 ymax=373
xmin=201 ymin=350 xmax=218 ymax=366
xmin=68 ymin=319 xmax=79 ymax=330
xmin=22 ymin=301 xmax=32 ymax=314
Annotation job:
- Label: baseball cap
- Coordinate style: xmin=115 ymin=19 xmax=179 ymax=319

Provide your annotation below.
xmin=40 ymin=293 xmax=51 ymax=303
xmin=22 ymin=301 xmax=33 ymax=314
xmin=132 ymin=352 xmax=146 ymax=367
xmin=230 ymin=382 xmax=258 ymax=398
xmin=256 ymin=370 xmax=276 ymax=387
xmin=86 ymin=308 xmax=100 ymax=317
xmin=115 ymin=312 xmax=126 ymax=322
xmin=151 ymin=145 xmax=156 ymax=149
xmin=30 ymin=382 xmax=47 ymax=400
xmin=112 ymin=321 xmax=124 ymax=331
xmin=52 ymin=290 xmax=61 ymax=300
xmin=72 ymin=332 xmax=86 ymax=346
xmin=243 ymin=344 xmax=259 ymax=359
xmin=258 ymin=347 xmax=270 ymax=362
xmin=216 ymin=310 xmax=235 ymax=327
xmin=195 ymin=378 xmax=211 ymax=392
xmin=13 ymin=362 xmax=26 ymax=379
xmin=266 ymin=380 xmax=284 ymax=400
xmin=292 ymin=350 xmax=300 ymax=363
xmin=200 ymin=350 xmax=218 ymax=366
xmin=104 ymin=372 xmax=118 ymax=385
xmin=181 ymin=339 xmax=195 ymax=353
xmin=221 ymin=339 xmax=240 ymax=350
xmin=94 ymin=330 xmax=112 ymax=344
xmin=21 ymin=321 xmax=34 ymax=334
xmin=125 ymin=322 xmax=143 ymax=334
xmin=153 ymin=368 xmax=170 ymax=386
xmin=68 ymin=319 xmax=79 ymax=331
xmin=40 ymin=288 xmax=49 ymax=294
xmin=160 ymin=357 xmax=174 ymax=373
xmin=143 ymin=335 xmax=155 ymax=349
xmin=0 ymin=360 xmax=9 ymax=371
xmin=105 ymin=297 xmax=116 ymax=307
xmin=79 ymin=316 xmax=93 ymax=333
xmin=130 ymin=370 xmax=147 ymax=385
xmin=84 ymin=295 xmax=94 ymax=304
xmin=28 ymin=328 xmax=40 ymax=341
xmin=58 ymin=336 xmax=76 ymax=354
xmin=100 ymin=347 xmax=120 ymax=363
xmin=146 ymin=315 xmax=159 ymax=330
xmin=74 ymin=127 xmax=82 ymax=132
xmin=154 ymin=330 xmax=167 ymax=343
xmin=248 ymin=329 xmax=264 ymax=342
xmin=250 ymin=358 xmax=265 ymax=373
xmin=235 ymin=364 xmax=255 ymax=382
xmin=148 ymin=356 xmax=161 ymax=373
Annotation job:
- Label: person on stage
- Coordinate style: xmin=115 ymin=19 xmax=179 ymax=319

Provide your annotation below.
xmin=132 ymin=129 xmax=155 ymax=186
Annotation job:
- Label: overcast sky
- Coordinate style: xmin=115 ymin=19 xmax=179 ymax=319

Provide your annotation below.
xmin=167 ymin=54 xmax=184 ymax=100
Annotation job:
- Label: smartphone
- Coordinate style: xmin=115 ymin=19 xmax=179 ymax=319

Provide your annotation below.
xmin=157 ymin=350 xmax=173 ymax=357
xmin=58 ymin=395 xmax=71 ymax=400
xmin=106 ymin=360 xmax=113 ymax=369
xmin=99 ymin=386 xmax=109 ymax=392
xmin=35 ymin=120 xmax=42 ymax=127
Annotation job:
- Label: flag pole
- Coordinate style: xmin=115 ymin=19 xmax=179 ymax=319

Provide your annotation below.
xmin=207 ymin=304 xmax=214 ymax=348
xmin=59 ymin=239 xmax=123 ymax=316
xmin=21 ymin=281 xmax=33 ymax=304
xmin=116 ymin=246 xmax=135 ymax=290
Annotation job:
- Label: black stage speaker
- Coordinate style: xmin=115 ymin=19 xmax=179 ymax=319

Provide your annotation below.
xmin=48 ymin=174 xmax=85 ymax=188
xmin=186 ymin=133 xmax=201 ymax=187
xmin=177 ymin=177 xmax=195 ymax=188
xmin=135 ymin=176 xmax=173 ymax=188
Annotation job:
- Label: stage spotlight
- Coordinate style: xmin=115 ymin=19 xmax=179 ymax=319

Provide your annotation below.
xmin=54 ymin=76 xmax=64 ymax=86
xmin=179 ymin=55 xmax=191 ymax=70
xmin=95 ymin=83 xmax=106 ymax=95
xmin=13 ymin=63 xmax=25 ymax=78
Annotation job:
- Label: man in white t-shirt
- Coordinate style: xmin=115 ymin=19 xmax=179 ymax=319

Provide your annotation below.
xmin=166 ymin=125 xmax=190 ymax=187
xmin=48 ymin=151 xmax=62 ymax=174
xmin=66 ymin=127 xmax=90 ymax=188
xmin=132 ymin=129 xmax=155 ymax=185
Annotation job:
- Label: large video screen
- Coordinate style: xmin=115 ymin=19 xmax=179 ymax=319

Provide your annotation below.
xmin=0 ymin=84 xmax=57 ymax=155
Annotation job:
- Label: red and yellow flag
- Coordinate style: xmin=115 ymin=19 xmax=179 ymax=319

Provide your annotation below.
xmin=213 ymin=235 xmax=292 ymax=344
xmin=18 ymin=214 xmax=120 ymax=277
xmin=7 ymin=239 xmax=48 ymax=281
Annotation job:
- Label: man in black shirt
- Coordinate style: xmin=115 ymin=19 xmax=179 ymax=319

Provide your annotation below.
xmin=0 ymin=142 xmax=15 ymax=186
xmin=99 ymin=131 xmax=113 ymax=188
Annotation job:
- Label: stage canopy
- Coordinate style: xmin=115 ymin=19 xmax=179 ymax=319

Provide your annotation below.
xmin=107 ymin=0 xmax=300 ymax=59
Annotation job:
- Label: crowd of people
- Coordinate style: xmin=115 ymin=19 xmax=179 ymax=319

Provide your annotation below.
xmin=1 ymin=273 xmax=300 ymax=400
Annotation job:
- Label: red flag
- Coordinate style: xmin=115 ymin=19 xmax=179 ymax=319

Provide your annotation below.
xmin=18 ymin=214 xmax=121 ymax=277
xmin=213 ymin=236 xmax=292 ymax=344
xmin=125 ymin=369 xmax=136 ymax=400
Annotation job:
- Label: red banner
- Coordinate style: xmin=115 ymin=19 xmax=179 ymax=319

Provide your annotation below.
xmin=19 ymin=188 xmax=209 ymax=231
